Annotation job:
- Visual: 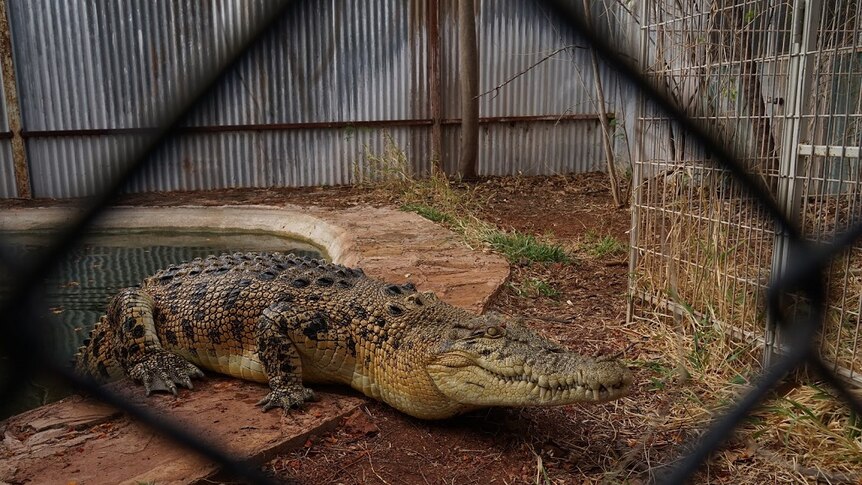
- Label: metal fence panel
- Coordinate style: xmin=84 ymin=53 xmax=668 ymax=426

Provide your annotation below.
xmin=630 ymin=0 xmax=862 ymax=386
xmin=793 ymin=0 xmax=862 ymax=382
xmin=441 ymin=0 xmax=619 ymax=119
xmin=631 ymin=0 xmax=791 ymax=349
xmin=26 ymin=126 xmax=434 ymax=197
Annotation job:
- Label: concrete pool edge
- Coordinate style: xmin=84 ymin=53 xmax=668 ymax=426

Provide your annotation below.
xmin=0 ymin=204 xmax=510 ymax=484
xmin=0 ymin=204 xmax=509 ymax=312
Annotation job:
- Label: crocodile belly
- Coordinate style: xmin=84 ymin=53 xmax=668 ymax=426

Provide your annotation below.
xmin=175 ymin=346 xmax=269 ymax=383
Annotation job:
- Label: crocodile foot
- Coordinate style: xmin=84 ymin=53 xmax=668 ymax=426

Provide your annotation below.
xmin=257 ymin=377 xmax=317 ymax=412
xmin=128 ymin=351 xmax=205 ymax=396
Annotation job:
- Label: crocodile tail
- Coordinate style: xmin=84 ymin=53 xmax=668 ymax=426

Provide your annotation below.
xmin=74 ymin=316 xmax=123 ymax=381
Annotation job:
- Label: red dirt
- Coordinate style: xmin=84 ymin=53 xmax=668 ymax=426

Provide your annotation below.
xmin=259 ymin=173 xmax=644 ymax=484
xmin=0 ymin=173 xmax=679 ymax=484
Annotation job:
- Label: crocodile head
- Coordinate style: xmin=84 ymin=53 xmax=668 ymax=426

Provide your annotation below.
xmin=426 ymin=313 xmax=632 ymax=409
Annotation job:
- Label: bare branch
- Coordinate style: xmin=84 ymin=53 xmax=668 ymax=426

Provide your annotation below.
xmin=474 ymin=45 xmax=584 ymax=100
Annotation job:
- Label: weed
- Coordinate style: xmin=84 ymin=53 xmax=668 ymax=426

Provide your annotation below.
xmin=482 ymin=230 xmax=570 ymax=264
xmin=581 ymin=230 xmax=627 ymax=257
xmin=354 ymin=132 xmax=412 ymax=190
xmin=400 ymin=204 xmax=454 ymax=224
xmin=361 ymin=134 xmax=573 ymax=266
xmin=649 ymin=377 xmax=667 ymax=391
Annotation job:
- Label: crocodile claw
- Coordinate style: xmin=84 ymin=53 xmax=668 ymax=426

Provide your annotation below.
xmin=128 ymin=352 xmax=205 ymax=396
xmin=257 ymin=381 xmax=317 ymax=412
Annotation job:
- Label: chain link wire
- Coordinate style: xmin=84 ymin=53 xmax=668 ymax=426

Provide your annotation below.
xmin=1 ymin=1 xmax=860 ymax=484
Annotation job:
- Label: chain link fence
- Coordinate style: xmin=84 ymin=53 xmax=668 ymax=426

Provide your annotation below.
xmin=0 ymin=0 xmax=861 ymax=483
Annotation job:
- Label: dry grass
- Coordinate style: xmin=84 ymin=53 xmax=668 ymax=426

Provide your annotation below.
xmin=360 ymin=133 xmax=570 ymax=265
xmin=632 ymin=175 xmax=862 ymax=482
xmin=635 ymin=174 xmax=862 ymax=382
xmin=598 ymin=301 xmax=862 ymax=484
xmin=353 ymin=132 xmax=415 ymax=190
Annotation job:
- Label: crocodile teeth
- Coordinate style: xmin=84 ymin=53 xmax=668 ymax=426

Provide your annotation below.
xmin=537 ymin=375 xmax=548 ymax=388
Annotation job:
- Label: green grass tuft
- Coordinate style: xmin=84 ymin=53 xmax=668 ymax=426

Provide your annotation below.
xmin=482 ymin=230 xmax=570 ymax=264
xmin=582 ymin=231 xmax=627 ymax=258
xmin=399 ymin=203 xmax=454 ymax=224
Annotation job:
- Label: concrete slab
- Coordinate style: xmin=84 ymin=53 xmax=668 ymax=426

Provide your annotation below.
xmin=0 ymin=204 xmax=510 ymax=484
xmin=0 ymin=377 xmax=364 ymax=484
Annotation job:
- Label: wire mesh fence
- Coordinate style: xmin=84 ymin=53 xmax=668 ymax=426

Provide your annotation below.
xmin=630 ymin=0 xmax=787 ymax=361
xmin=0 ymin=0 xmax=861 ymax=483
xmin=630 ymin=0 xmax=862 ymax=387
xmin=620 ymin=0 xmax=862 ymax=480
xmin=794 ymin=0 xmax=862 ymax=385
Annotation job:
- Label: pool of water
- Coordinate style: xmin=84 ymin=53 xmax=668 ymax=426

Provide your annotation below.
xmin=0 ymin=230 xmax=323 ymax=418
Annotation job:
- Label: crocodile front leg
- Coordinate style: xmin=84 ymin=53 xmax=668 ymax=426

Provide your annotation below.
xmin=107 ymin=288 xmax=204 ymax=395
xmin=255 ymin=301 xmax=317 ymax=411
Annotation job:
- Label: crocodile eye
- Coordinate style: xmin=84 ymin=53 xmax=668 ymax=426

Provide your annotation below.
xmin=470 ymin=326 xmax=505 ymax=338
xmin=470 ymin=326 xmax=504 ymax=338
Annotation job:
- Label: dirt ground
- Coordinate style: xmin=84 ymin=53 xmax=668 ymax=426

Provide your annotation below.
xmin=118 ymin=172 xmax=654 ymax=483
xmin=256 ymin=173 xmax=644 ymax=484
xmin=7 ymin=172 xmax=847 ymax=484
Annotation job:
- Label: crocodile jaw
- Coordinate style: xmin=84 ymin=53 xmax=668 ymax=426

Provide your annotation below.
xmin=426 ymin=351 xmax=632 ymax=407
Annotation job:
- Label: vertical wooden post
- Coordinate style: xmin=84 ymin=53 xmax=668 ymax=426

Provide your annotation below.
xmin=0 ymin=0 xmax=28 ymax=198
xmin=427 ymin=0 xmax=443 ymax=173
xmin=583 ymin=0 xmax=622 ymax=207
xmin=458 ymin=0 xmax=478 ymax=180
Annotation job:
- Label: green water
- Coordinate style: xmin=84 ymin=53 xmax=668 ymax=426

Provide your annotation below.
xmin=0 ymin=230 xmax=323 ymax=419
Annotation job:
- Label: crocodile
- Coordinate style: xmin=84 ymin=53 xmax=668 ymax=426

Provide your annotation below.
xmin=75 ymin=252 xmax=632 ymax=420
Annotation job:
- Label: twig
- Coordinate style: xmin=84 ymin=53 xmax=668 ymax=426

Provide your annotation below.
xmin=474 ymin=46 xmax=581 ymax=100
xmin=321 ymin=451 xmax=365 ymax=484
xmin=361 ymin=441 xmax=391 ymax=485
xmin=367 ymin=451 xmax=391 ymax=485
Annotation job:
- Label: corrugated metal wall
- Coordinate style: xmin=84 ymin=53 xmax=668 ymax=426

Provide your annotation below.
xmin=0 ymin=149 xmax=12 ymax=198
xmin=0 ymin=0 xmax=622 ymax=198
xmin=439 ymin=0 xmax=613 ymax=175
xmin=0 ymin=53 xmax=13 ymax=198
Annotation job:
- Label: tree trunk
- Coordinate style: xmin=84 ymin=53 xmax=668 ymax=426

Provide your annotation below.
xmin=458 ymin=0 xmax=479 ymax=180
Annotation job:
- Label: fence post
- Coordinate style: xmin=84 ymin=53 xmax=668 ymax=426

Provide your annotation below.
xmin=766 ymin=0 xmax=821 ymax=367
xmin=0 ymin=0 xmax=28 ymax=199
xmin=626 ymin=0 xmax=651 ymax=325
